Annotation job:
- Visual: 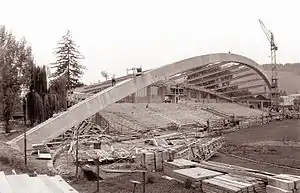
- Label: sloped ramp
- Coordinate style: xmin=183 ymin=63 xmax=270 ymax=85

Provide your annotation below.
xmin=8 ymin=53 xmax=264 ymax=151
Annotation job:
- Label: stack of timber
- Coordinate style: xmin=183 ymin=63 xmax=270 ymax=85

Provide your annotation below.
xmin=267 ymin=174 xmax=300 ymax=193
xmin=173 ymin=167 xmax=223 ymax=187
xmin=136 ymin=137 xmax=224 ymax=171
xmin=195 ymin=161 xmax=275 ymax=182
xmin=202 ymin=174 xmax=266 ymax=193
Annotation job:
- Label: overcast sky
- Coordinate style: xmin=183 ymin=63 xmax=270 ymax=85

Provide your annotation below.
xmin=0 ymin=0 xmax=299 ymax=84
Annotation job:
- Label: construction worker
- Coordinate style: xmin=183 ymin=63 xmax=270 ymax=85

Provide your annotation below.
xmin=111 ymin=74 xmax=116 ymax=86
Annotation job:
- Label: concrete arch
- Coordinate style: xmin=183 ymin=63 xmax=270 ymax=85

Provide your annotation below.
xmin=9 ymin=53 xmax=269 ymax=151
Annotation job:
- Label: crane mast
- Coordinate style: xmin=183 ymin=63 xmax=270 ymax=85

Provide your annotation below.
xmin=259 ymin=19 xmax=279 ymax=108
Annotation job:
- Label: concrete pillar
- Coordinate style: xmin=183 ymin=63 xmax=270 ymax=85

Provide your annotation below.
xmin=131 ymin=92 xmax=136 ymax=103
xmin=186 ymin=88 xmax=191 ymax=100
xmin=159 ymin=86 xmax=166 ymax=102
xmin=196 ymin=91 xmax=201 ymax=102
xmin=206 ymin=93 xmax=210 ymax=103
xmin=147 ymin=86 xmax=152 ymax=103
xmin=95 ymin=113 xmax=101 ymax=126
xmin=260 ymin=101 xmax=263 ymax=109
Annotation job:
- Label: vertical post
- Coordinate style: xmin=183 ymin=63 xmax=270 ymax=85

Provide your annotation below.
xmin=23 ymin=97 xmax=27 ymax=126
xmin=75 ymin=127 xmax=79 ymax=179
xmin=153 ymin=152 xmax=156 ymax=171
xmin=142 ymin=153 xmax=146 ymax=168
xmin=142 ymin=171 xmax=146 ymax=193
xmin=161 ymin=151 xmax=164 ymax=171
xmin=24 ymin=126 xmax=27 ymax=167
xmin=97 ymin=160 xmax=100 ymax=192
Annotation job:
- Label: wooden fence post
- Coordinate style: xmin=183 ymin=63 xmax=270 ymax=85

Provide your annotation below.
xmin=153 ymin=152 xmax=156 ymax=171
xmin=75 ymin=127 xmax=79 ymax=179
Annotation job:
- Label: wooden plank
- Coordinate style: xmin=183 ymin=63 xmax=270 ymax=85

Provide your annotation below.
xmin=6 ymin=174 xmax=31 ymax=193
xmin=173 ymin=167 xmax=223 ymax=182
xmin=26 ymin=177 xmax=53 ymax=193
xmin=266 ymin=185 xmax=293 ymax=193
xmin=203 ymin=178 xmax=241 ymax=192
xmin=214 ymin=175 xmax=253 ymax=191
xmin=37 ymin=174 xmax=64 ymax=193
xmin=212 ymin=177 xmax=254 ymax=192
xmin=268 ymin=176 xmax=295 ymax=190
xmin=276 ymin=174 xmax=300 ymax=189
xmin=50 ymin=175 xmax=79 ymax=193
xmin=0 ymin=171 xmax=14 ymax=193
xmin=102 ymin=169 xmax=146 ymax=173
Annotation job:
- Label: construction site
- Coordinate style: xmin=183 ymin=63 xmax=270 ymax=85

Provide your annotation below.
xmin=2 ymin=21 xmax=300 ymax=193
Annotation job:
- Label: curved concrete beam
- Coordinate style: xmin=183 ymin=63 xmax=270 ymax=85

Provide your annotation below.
xmin=8 ymin=53 xmax=270 ymax=151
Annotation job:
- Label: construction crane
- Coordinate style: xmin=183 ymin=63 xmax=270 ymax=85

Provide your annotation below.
xmin=259 ymin=19 xmax=279 ymax=108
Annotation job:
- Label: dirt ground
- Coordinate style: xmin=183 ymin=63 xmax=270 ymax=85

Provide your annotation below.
xmin=211 ymin=119 xmax=300 ymax=175
xmin=70 ymin=172 xmax=199 ymax=193
xmin=2 ymin=119 xmax=300 ymax=192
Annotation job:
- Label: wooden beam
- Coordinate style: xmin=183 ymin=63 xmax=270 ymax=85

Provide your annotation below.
xmin=212 ymin=78 xmax=263 ymax=91
xmin=188 ymin=64 xmax=242 ymax=83
xmin=221 ymin=84 xmax=266 ymax=95
xmin=101 ymin=169 xmax=147 ymax=173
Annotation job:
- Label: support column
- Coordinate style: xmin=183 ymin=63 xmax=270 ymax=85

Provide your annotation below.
xmin=196 ymin=91 xmax=201 ymax=102
xmin=131 ymin=93 xmax=136 ymax=103
xmin=159 ymin=86 xmax=166 ymax=102
xmin=186 ymin=88 xmax=191 ymax=100
xmin=147 ymin=86 xmax=152 ymax=103
xmin=260 ymin=101 xmax=263 ymax=109
xmin=206 ymin=93 xmax=210 ymax=103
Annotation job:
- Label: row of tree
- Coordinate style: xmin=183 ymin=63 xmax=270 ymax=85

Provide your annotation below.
xmin=0 ymin=26 xmax=86 ymax=132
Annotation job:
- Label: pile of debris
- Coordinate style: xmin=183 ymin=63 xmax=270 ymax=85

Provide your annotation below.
xmin=73 ymin=144 xmax=132 ymax=164
xmin=48 ymin=119 xmax=108 ymax=147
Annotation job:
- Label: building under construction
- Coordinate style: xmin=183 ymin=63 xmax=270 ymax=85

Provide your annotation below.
xmin=72 ymin=60 xmax=272 ymax=109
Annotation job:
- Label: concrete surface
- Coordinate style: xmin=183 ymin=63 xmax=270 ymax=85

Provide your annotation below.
xmin=173 ymin=167 xmax=223 ymax=182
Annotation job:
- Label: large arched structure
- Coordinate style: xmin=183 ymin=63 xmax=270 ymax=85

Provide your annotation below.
xmin=9 ymin=53 xmax=271 ymax=151
xmin=73 ymin=53 xmax=271 ymax=103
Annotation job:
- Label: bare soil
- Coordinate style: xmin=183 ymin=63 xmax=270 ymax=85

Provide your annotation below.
xmin=211 ymin=119 xmax=300 ymax=175
xmin=0 ymin=121 xmax=53 ymax=175
xmin=70 ymin=172 xmax=199 ymax=193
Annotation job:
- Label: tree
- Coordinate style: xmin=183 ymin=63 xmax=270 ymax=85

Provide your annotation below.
xmin=101 ymin=71 xmax=109 ymax=81
xmin=51 ymin=30 xmax=85 ymax=90
xmin=32 ymin=65 xmax=48 ymax=99
xmin=0 ymin=26 xmax=34 ymax=132
xmin=49 ymin=76 xmax=67 ymax=111
xmin=26 ymin=86 xmax=44 ymax=126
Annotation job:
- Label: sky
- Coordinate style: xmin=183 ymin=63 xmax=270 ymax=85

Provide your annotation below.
xmin=0 ymin=0 xmax=299 ymax=84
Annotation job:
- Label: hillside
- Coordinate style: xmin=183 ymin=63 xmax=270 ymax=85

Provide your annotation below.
xmin=259 ymin=63 xmax=300 ymax=95
xmin=263 ymin=70 xmax=300 ymax=95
